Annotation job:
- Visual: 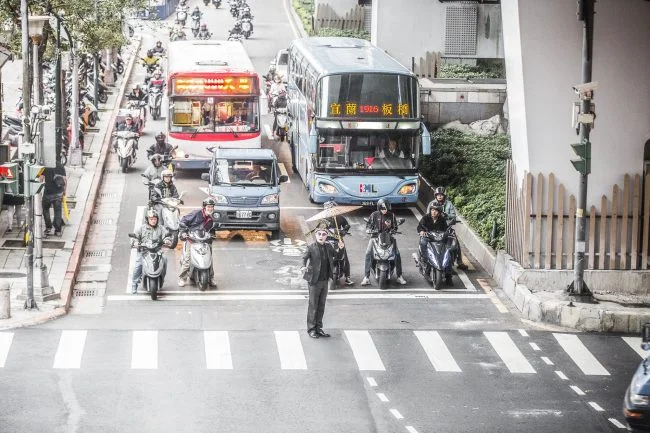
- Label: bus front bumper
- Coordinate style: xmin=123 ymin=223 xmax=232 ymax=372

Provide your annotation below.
xmin=311 ymin=191 xmax=418 ymax=206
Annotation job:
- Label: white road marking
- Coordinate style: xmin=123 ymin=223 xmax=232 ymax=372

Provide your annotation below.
xmin=456 ymin=269 xmax=476 ymax=291
xmin=278 ymin=162 xmax=290 ymax=183
xmin=518 ymin=329 xmax=529 ymax=337
xmin=529 ymin=342 xmax=540 ymax=351
xmin=390 ymin=409 xmax=404 ymax=420
xmin=414 ymin=331 xmax=461 ymax=372
xmin=622 ymin=337 xmax=647 ymax=359
xmin=553 ymin=333 xmax=610 ymax=375
xmin=409 ymin=206 xmax=422 ymax=220
xmin=53 ymin=330 xmax=87 ymax=369
xmin=345 ymin=330 xmax=385 ymax=371
xmin=609 ymin=418 xmax=626 ymax=429
xmin=282 ymin=0 xmax=300 ymax=38
xmin=107 ymin=293 xmax=491 ymax=301
xmin=376 ymin=393 xmax=389 ymax=402
xmin=264 ymin=124 xmax=274 ymax=140
xmin=204 ymin=331 xmax=233 ymax=369
xmin=484 ymin=332 xmax=536 ymax=373
xmin=198 ymin=187 xmax=210 ymax=195
xmin=283 ymin=238 xmax=292 ymax=245
xmin=588 ymin=402 xmax=604 ymax=412
xmin=0 ymin=332 xmax=14 ymax=367
xmin=131 ymin=331 xmax=158 ymax=369
xmin=125 ymin=206 xmax=145 ymax=294
xmin=541 ymin=356 xmax=554 ymax=365
xmin=274 ymin=331 xmax=307 ymax=370
xmin=570 ymin=385 xmax=586 ymax=396
xmin=366 ymin=377 xmax=378 ymax=387
xmin=555 ymin=371 xmax=569 ymax=380
xmin=281 ymin=206 xmax=323 ymax=210
xmin=406 ymin=427 xmax=419 ymax=433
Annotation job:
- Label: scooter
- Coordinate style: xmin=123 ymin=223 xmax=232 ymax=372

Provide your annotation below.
xmin=366 ymin=217 xmax=405 ymax=290
xmin=128 ymin=234 xmax=170 ymax=300
xmin=227 ymin=30 xmax=243 ymax=43
xmin=147 ymin=86 xmax=163 ymax=120
xmin=191 ymin=17 xmax=201 ymax=37
xmin=149 ymin=194 xmax=184 ymax=249
xmin=211 ymin=0 xmax=221 ymax=7
xmin=203 ymin=0 xmax=209 ymax=5
xmin=113 ymin=130 xmax=139 ymax=173
xmin=241 ymin=17 xmax=253 ymax=39
xmin=326 ymin=226 xmax=349 ymax=286
xmin=274 ymin=106 xmax=289 ymax=141
xmin=176 ymin=8 xmax=188 ymax=26
xmin=413 ymin=225 xmax=457 ymax=290
xmin=80 ymin=91 xmax=98 ymax=127
xmin=229 ymin=2 xmax=238 ymax=17
xmin=197 ymin=30 xmax=212 ymax=40
xmin=624 ymin=324 xmax=650 ymax=432
xmin=181 ymin=227 xmax=214 ymax=291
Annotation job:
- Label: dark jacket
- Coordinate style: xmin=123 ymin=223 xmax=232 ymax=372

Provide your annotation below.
xmin=366 ymin=210 xmax=398 ymax=234
xmin=180 ymin=208 xmax=214 ymax=233
xmin=417 ymin=214 xmax=448 ymax=233
xmin=43 ymin=165 xmax=67 ymax=197
xmin=302 ymin=242 xmax=341 ymax=285
xmin=147 ymin=142 xmax=174 ymax=158
xmin=150 ymin=180 xmax=179 ymax=201
xmin=325 ymin=215 xmax=350 ymax=234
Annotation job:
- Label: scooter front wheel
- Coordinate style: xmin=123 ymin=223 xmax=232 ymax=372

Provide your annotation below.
xmin=432 ymin=269 xmax=444 ymax=290
xmin=121 ymin=157 xmax=129 ymax=173
xmin=197 ymin=270 xmax=209 ymax=291
xmin=149 ymin=277 xmax=158 ymax=300
xmin=378 ymin=269 xmax=388 ymax=290
xmin=168 ymin=232 xmax=179 ymax=249
xmin=88 ymin=112 xmax=97 ymax=127
xmin=99 ymin=92 xmax=108 ymax=104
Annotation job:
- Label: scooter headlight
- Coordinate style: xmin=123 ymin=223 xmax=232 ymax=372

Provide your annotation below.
xmin=630 ymin=394 xmax=650 ymax=406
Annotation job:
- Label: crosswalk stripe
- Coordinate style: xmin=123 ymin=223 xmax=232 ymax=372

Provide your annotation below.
xmin=274 ymin=331 xmax=307 ymax=370
xmin=345 ymin=330 xmax=385 ymax=371
xmin=622 ymin=337 xmax=647 ymax=359
xmin=484 ymin=332 xmax=536 ymax=373
xmin=0 ymin=332 xmax=14 ymax=368
xmin=204 ymin=331 xmax=233 ymax=369
xmin=553 ymin=333 xmax=610 ymax=375
xmin=414 ymin=331 xmax=461 ymax=372
xmin=53 ymin=330 xmax=87 ymax=369
xmin=131 ymin=331 xmax=158 ymax=369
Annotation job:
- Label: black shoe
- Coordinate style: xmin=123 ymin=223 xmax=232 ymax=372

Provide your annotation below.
xmin=457 ymin=263 xmax=469 ymax=271
xmin=445 ymin=274 xmax=453 ymax=285
xmin=44 ymin=228 xmax=52 ymax=235
xmin=308 ymin=329 xmax=320 ymax=339
xmin=317 ymin=329 xmax=330 ymax=338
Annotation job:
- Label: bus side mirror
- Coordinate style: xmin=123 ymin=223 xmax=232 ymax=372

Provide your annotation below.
xmin=421 ymin=123 xmax=431 ymax=155
xmin=279 ymin=174 xmax=289 ymax=183
xmin=308 ymin=123 xmax=318 ymax=154
xmin=200 ymin=173 xmax=210 ymax=182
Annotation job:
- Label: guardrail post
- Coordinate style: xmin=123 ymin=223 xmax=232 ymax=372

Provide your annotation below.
xmin=0 ymin=282 xmax=10 ymax=319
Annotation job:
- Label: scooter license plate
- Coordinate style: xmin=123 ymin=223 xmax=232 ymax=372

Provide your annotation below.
xmin=235 ymin=210 xmax=252 ymax=219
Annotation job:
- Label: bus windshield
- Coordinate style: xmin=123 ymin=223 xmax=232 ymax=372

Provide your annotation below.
xmin=317 ymin=73 xmax=418 ymax=119
xmin=170 ymin=96 xmax=260 ymax=133
xmin=213 ymin=158 xmax=276 ymax=186
xmin=315 ymin=131 xmax=418 ymax=172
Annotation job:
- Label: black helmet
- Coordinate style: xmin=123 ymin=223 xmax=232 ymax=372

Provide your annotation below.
xmin=377 ymin=199 xmax=390 ymax=211
xmin=203 ymin=197 xmax=216 ymax=207
xmin=147 ymin=49 xmax=154 ymax=57
xmin=155 ymin=132 xmax=166 ymax=143
xmin=324 ymin=200 xmax=337 ymax=210
xmin=156 ymin=40 xmax=162 ymax=47
xmin=427 ymin=201 xmax=443 ymax=214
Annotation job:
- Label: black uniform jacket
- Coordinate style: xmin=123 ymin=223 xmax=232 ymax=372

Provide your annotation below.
xmin=302 ymin=242 xmax=342 ymax=286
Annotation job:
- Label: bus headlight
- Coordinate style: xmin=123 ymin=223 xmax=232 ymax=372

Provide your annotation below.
xmin=173 ymin=149 xmax=186 ymax=158
xmin=318 ymin=182 xmax=338 ymax=194
xmin=261 ymin=194 xmax=279 ymax=204
xmin=211 ymin=194 xmax=228 ymax=204
xmin=398 ymin=184 xmax=416 ymax=195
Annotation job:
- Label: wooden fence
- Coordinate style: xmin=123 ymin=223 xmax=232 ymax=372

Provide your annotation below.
xmin=505 ymin=160 xmax=650 ymax=270
xmin=314 ymin=4 xmax=365 ymax=32
xmin=412 ymin=51 xmax=440 ymax=79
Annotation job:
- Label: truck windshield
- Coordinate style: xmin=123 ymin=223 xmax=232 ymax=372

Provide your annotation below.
xmin=315 ymin=131 xmax=418 ymax=172
xmin=214 ymin=158 xmax=276 ymax=185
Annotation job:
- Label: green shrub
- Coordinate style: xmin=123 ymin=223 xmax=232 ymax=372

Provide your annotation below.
xmin=316 ymin=27 xmax=370 ymax=40
xmin=438 ymin=63 xmax=505 ymax=80
xmin=420 ymin=129 xmax=511 ymax=249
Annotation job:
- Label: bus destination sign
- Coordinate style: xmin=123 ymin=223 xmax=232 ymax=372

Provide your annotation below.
xmin=328 ymin=102 xmax=411 ymax=118
xmin=173 ymin=77 xmax=256 ymax=95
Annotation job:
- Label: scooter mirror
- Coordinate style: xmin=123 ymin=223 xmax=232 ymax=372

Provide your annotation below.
xmin=200 ymin=173 xmax=210 ymax=181
xmin=397 ymin=218 xmax=406 ymax=225
xmin=127 ymin=233 xmax=137 ymax=238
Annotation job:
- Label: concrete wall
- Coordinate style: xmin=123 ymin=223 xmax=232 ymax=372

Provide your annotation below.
xmin=372 ymin=0 xmax=503 ymax=71
xmin=501 ymin=0 xmax=650 ymax=205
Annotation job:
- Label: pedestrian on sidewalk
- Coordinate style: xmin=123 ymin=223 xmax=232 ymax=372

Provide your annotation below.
xmin=301 ymin=225 xmax=344 ymax=339
xmin=41 ymin=163 xmax=67 ymax=237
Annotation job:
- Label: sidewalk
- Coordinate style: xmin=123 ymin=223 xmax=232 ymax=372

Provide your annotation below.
xmin=0 ymin=37 xmax=142 ymax=330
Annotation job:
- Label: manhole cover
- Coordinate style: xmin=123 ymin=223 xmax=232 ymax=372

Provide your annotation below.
xmin=0 ymin=271 xmax=26 ymax=278
xmin=73 ymin=289 xmax=96 ymax=297
xmin=2 ymin=240 xmax=66 ymax=249
xmin=84 ymin=250 xmax=106 ymax=258
xmin=92 ymin=219 xmax=113 ymax=225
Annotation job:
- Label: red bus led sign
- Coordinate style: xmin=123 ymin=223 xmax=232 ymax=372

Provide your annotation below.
xmin=173 ymin=77 xmax=255 ymax=95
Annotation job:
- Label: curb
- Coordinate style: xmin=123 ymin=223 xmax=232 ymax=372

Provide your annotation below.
xmin=285 ymin=0 xmax=309 ymax=38
xmin=0 ymin=307 xmax=66 ymax=331
xmin=59 ymin=36 xmax=143 ymax=314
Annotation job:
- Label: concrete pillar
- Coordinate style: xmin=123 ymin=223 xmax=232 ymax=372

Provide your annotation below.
xmin=0 ymin=282 xmax=10 ymax=319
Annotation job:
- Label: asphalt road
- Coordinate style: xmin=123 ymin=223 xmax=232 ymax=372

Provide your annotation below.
xmin=0 ymin=1 xmax=642 ymax=432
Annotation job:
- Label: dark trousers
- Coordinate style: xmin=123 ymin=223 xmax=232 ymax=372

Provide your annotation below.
xmin=341 ymin=248 xmax=351 ymax=277
xmin=419 ymin=237 xmax=429 ymax=263
xmin=307 ymin=279 xmax=329 ymax=331
xmin=364 ymin=240 xmax=402 ymax=277
xmin=42 ymin=194 xmax=63 ymax=232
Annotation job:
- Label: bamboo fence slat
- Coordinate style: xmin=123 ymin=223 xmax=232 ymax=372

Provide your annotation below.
xmin=567 ymin=195 xmax=576 ymax=270
xmin=621 ymin=175 xmax=630 ymax=269
xmin=599 ymin=196 xmax=608 ymax=269
xmin=534 ymin=174 xmax=544 ymax=268
xmin=631 ymin=174 xmax=641 ymax=269
xmin=643 ymin=174 xmax=650 ymax=270
xmin=588 ymin=206 xmax=597 ymax=270
xmin=556 ymin=184 xmax=565 ymax=270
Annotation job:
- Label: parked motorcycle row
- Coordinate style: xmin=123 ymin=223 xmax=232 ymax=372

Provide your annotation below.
xmin=227 ymin=0 xmax=254 ymax=42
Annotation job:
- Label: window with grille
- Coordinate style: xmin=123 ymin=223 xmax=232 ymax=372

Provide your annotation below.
xmin=444 ymin=2 xmax=478 ymax=56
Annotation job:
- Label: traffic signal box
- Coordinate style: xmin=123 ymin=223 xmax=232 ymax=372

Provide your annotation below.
xmin=570 ymin=140 xmax=591 ymax=175
xmin=23 ymin=163 xmax=45 ymax=197
xmin=0 ymin=163 xmax=19 ymax=195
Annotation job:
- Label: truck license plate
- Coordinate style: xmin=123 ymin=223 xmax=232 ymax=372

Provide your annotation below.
xmin=235 ymin=210 xmax=252 ymax=219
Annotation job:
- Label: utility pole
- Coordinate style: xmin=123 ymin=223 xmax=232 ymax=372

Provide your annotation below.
xmin=55 ymin=15 xmax=62 ymax=161
xmin=568 ymin=0 xmax=596 ymax=300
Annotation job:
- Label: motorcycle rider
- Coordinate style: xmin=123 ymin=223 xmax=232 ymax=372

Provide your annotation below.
xmin=143 ymin=154 xmax=166 ymax=183
xmin=141 ymin=50 xmax=160 ymax=71
xmin=272 ymin=89 xmax=288 ymax=137
xmin=176 ymin=0 xmax=189 ymax=16
xmin=116 ymin=113 xmax=138 ymax=134
xmin=431 ymin=186 xmax=468 ymax=270
xmin=360 ymin=199 xmax=406 ymax=286
xmin=417 ymin=203 xmax=449 ymax=279
xmin=198 ymin=23 xmax=211 ymax=39
xmin=131 ymin=209 xmax=170 ymax=294
xmin=323 ymin=200 xmax=354 ymax=286
xmin=191 ymin=6 xmax=201 ymax=21
xmin=178 ymin=198 xmax=217 ymax=287
xmin=151 ymin=169 xmax=179 ymax=202
xmin=147 ymin=132 xmax=174 ymax=158
xmin=151 ymin=41 xmax=165 ymax=56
